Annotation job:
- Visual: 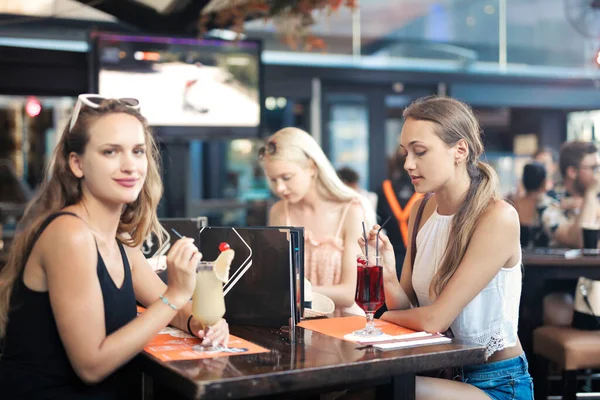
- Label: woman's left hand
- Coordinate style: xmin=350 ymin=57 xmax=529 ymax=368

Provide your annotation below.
xmin=189 ymin=318 xmax=229 ymax=347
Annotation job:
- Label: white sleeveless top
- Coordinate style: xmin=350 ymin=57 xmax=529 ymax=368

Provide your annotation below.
xmin=412 ymin=209 xmax=522 ymax=359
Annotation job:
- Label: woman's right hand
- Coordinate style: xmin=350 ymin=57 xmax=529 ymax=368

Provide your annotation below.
xmin=165 ymin=237 xmax=202 ymax=308
xmin=358 ymin=225 xmax=397 ymax=278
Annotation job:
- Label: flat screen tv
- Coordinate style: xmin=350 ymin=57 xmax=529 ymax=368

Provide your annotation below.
xmin=90 ymin=31 xmax=262 ymax=139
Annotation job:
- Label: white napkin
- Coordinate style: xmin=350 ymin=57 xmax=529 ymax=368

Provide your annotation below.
xmin=343 ymin=331 xmax=432 ymax=344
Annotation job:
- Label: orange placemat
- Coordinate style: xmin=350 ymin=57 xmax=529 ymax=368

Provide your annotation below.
xmin=137 ymin=306 xmax=269 ymax=361
xmin=144 ymin=328 xmax=269 ymax=361
xmin=298 ymin=316 xmax=417 ymax=342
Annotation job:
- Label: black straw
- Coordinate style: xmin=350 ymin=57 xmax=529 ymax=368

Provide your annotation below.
xmin=376 ymin=216 xmax=392 ymax=260
xmin=362 ymin=221 xmax=369 ymax=264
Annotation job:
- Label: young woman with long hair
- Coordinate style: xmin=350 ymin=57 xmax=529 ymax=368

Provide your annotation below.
xmin=260 ymin=127 xmax=376 ymax=313
xmin=361 ymin=96 xmax=532 ymax=400
xmin=0 ymin=95 xmax=228 ymax=399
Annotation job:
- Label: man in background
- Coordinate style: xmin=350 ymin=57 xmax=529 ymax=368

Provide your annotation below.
xmin=537 ymin=141 xmax=599 ymax=327
xmin=540 ymin=141 xmax=600 ymax=248
xmin=337 ymin=167 xmax=378 ymax=210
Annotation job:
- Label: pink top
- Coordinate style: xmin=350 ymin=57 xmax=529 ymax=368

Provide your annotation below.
xmin=284 ymin=199 xmax=358 ymax=286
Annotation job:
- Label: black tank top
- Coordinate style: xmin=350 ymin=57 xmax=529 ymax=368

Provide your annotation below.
xmin=0 ymin=212 xmax=138 ymax=399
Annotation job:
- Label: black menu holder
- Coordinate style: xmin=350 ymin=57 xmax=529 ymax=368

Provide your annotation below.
xmin=144 ymin=221 xmax=304 ymax=329
xmin=198 ymin=226 xmax=303 ymax=328
xmin=271 ymin=226 xmax=305 ymax=324
xmin=142 ymin=217 xmax=207 ymax=257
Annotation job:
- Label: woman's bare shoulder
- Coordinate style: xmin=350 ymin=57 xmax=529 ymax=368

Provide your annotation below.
xmin=343 ymin=200 xmax=366 ymax=224
xmin=270 ymin=199 xmax=285 ymax=213
xmin=35 ymin=213 xmax=97 ymax=271
xmin=268 ymin=200 xmax=286 ymax=225
xmin=479 ymin=199 xmax=519 ymax=230
xmin=39 ymin=213 xmax=94 ymax=248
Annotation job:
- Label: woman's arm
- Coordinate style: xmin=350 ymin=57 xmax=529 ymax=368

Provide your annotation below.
xmin=312 ymin=204 xmax=363 ymax=308
xmin=42 ymin=217 xmax=200 ymax=384
xmin=361 ymin=196 xmax=434 ymax=311
xmin=380 ymin=201 xmax=520 ymax=333
xmin=553 ymin=189 xmax=597 ymax=248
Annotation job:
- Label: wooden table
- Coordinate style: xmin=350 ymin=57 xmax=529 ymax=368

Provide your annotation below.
xmin=137 ymin=324 xmax=486 ymax=400
xmin=520 ymin=251 xmax=600 ymax=362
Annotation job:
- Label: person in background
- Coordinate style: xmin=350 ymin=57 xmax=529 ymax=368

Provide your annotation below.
xmin=533 ymin=147 xmax=559 ymax=194
xmin=260 ymin=127 xmax=376 ymax=315
xmin=337 ymin=166 xmax=378 ymax=210
xmin=506 ymin=147 xmax=558 ymax=202
xmin=540 ymin=141 xmax=600 ymax=248
xmin=512 ymin=162 xmax=554 ymax=248
xmin=361 ymin=96 xmax=531 ymax=399
xmin=0 ymin=95 xmax=228 ymax=399
xmin=535 ymin=142 xmax=600 ymax=327
xmin=374 ymin=149 xmax=421 ymax=279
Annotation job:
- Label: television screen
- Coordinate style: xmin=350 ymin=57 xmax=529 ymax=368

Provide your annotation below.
xmin=91 ymin=32 xmax=262 ymax=136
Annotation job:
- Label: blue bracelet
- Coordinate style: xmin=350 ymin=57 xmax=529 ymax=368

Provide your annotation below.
xmin=159 ymin=294 xmax=178 ymax=310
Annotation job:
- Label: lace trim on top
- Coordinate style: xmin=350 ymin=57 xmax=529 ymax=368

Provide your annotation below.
xmin=471 ymin=330 xmax=506 ymax=359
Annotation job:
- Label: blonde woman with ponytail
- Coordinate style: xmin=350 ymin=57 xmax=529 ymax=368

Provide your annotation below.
xmin=360 ymin=96 xmax=532 ymax=400
xmin=260 ymin=127 xmax=376 ymax=313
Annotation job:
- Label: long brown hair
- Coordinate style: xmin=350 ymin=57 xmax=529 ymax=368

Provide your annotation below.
xmin=404 ymin=96 xmax=501 ymax=297
xmin=0 ymin=99 xmax=163 ymax=337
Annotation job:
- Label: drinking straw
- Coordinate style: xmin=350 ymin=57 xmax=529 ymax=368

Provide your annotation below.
xmin=362 ymin=221 xmax=369 ymax=263
xmin=172 ymin=228 xmax=199 ymax=250
xmin=171 ymin=228 xmax=183 ymax=238
xmin=376 ymin=216 xmax=392 ymax=260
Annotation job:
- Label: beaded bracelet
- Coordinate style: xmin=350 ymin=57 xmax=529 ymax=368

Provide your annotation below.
xmin=187 ymin=315 xmax=194 ymax=336
xmin=159 ymin=294 xmax=178 ymax=310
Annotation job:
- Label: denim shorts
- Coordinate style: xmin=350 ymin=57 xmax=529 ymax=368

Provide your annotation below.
xmin=461 ymin=354 xmax=534 ymax=400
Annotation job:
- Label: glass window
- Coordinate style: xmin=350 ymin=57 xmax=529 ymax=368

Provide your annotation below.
xmin=327 ymin=94 xmax=370 ymax=189
xmin=0 ymin=95 xmax=75 ymax=193
xmin=567 ymin=110 xmax=600 ymax=143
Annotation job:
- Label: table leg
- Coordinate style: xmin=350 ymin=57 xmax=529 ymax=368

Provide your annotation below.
xmin=376 ymin=373 xmax=415 ymax=400
xmin=520 ymin=271 xmax=544 ymax=362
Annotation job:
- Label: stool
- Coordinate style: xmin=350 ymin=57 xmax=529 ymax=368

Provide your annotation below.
xmin=533 ymin=326 xmax=600 ymax=400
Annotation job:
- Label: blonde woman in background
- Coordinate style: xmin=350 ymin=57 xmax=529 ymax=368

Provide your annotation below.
xmin=260 ymin=127 xmax=376 ymax=314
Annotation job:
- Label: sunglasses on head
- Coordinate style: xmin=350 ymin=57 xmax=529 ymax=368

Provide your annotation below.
xmin=258 ymin=140 xmax=277 ymax=160
xmin=69 ymin=94 xmax=140 ymax=132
